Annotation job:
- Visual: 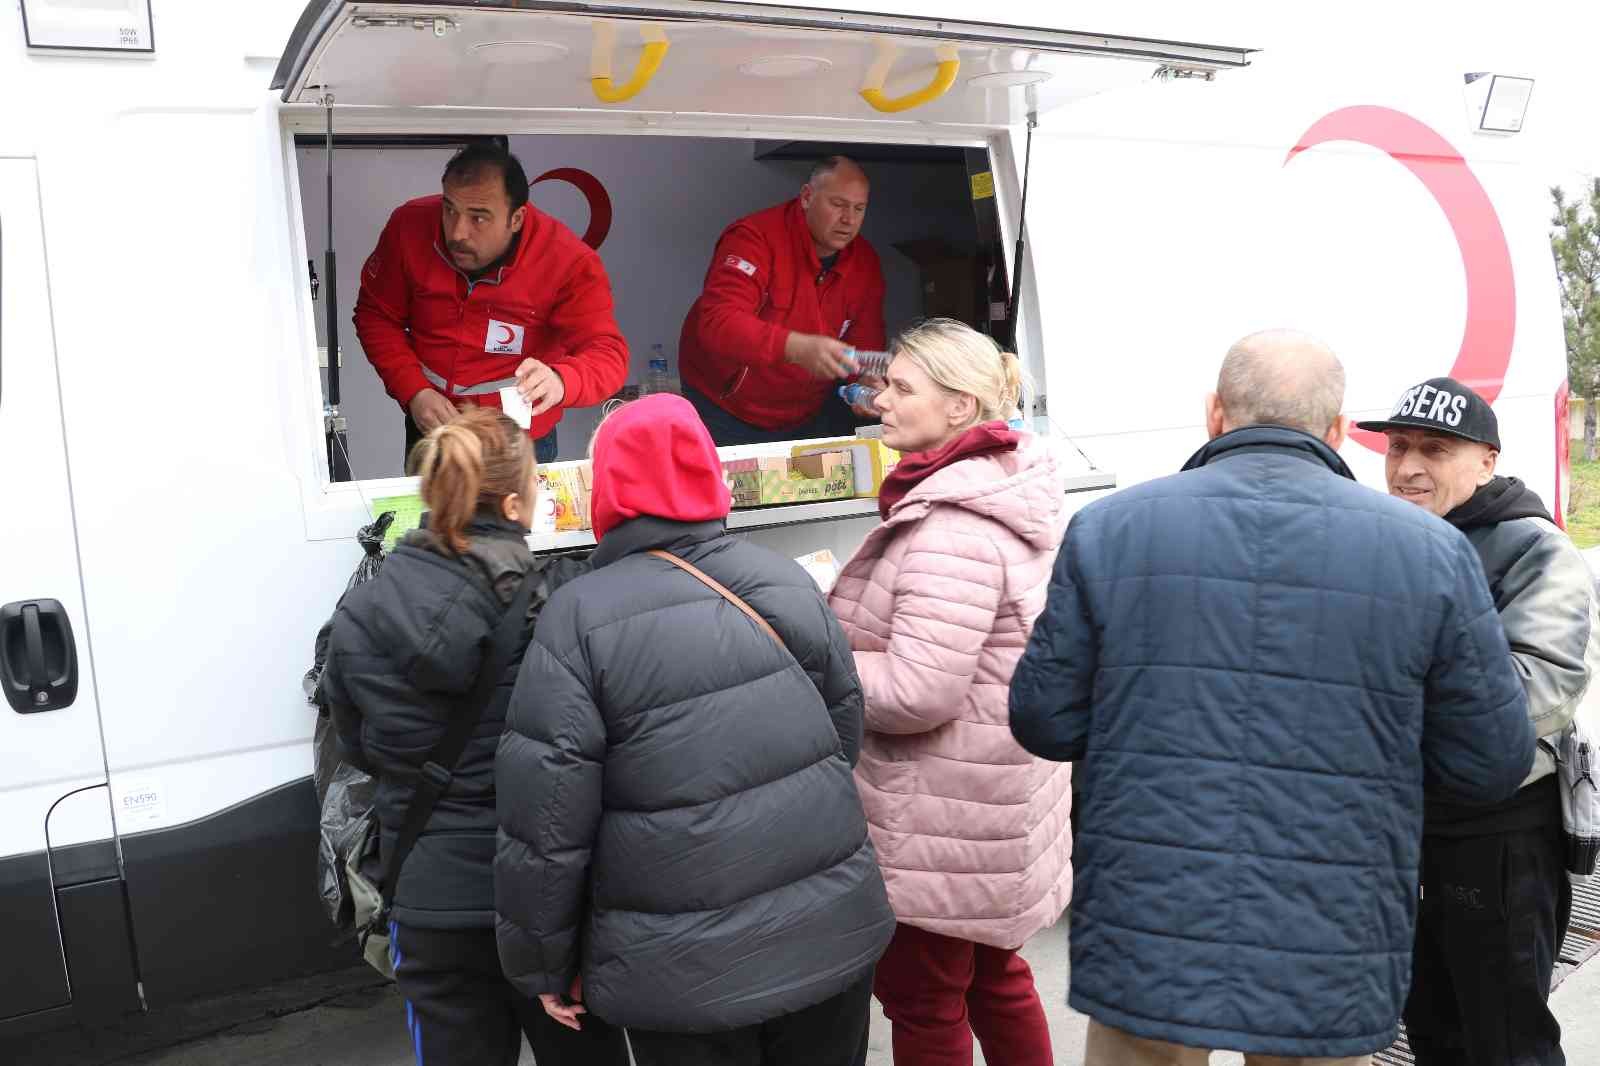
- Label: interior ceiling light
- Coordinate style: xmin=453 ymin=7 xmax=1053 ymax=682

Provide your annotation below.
xmin=968 ymin=70 xmax=1053 ymax=89
xmin=470 ymin=41 xmax=570 ymax=64
xmin=739 ymin=55 xmax=833 ymax=79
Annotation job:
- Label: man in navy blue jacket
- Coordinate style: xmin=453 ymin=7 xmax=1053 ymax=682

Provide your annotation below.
xmin=1009 ymin=330 xmax=1535 ymax=1065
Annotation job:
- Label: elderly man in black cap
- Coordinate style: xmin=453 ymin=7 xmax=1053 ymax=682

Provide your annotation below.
xmin=1361 ymin=377 xmax=1592 ymax=1066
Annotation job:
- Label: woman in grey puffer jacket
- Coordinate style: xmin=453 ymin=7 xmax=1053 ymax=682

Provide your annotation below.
xmin=495 ymin=395 xmax=894 ymax=1066
xmin=323 ymin=409 xmax=627 ymax=1066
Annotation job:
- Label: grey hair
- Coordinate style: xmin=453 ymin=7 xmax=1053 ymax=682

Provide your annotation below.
xmin=807 ymin=155 xmax=866 ymax=189
xmin=1215 ymin=329 xmax=1345 ymax=436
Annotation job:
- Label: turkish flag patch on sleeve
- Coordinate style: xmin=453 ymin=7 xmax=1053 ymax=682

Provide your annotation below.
xmin=724 ymin=255 xmax=757 ymax=277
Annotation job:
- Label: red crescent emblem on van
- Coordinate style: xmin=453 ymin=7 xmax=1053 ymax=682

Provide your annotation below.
xmin=1286 ymin=107 xmax=1515 ymax=453
xmin=531 ymin=167 xmax=614 ymax=250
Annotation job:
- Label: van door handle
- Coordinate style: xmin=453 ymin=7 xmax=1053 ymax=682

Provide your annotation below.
xmin=1 ymin=599 xmax=80 ymax=713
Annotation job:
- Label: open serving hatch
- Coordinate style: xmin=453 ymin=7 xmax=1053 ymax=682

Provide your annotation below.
xmin=272 ymin=2 xmax=1253 ymax=129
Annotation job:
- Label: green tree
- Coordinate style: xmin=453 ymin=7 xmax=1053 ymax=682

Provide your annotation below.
xmin=1552 ymin=180 xmax=1600 ymax=463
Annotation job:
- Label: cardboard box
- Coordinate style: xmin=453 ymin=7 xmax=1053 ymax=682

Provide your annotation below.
xmin=724 ymin=452 xmax=854 ymax=508
xmin=894 ymin=238 xmax=980 ymax=326
xmin=792 ymin=438 xmax=899 ymax=497
xmin=546 ymin=462 xmax=593 ymax=531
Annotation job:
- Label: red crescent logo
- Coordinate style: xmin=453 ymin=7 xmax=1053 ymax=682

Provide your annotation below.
xmin=1285 ymin=106 xmax=1516 ymax=453
xmin=531 ymin=167 xmax=614 ymax=250
xmin=496 ymin=324 xmax=516 ymax=345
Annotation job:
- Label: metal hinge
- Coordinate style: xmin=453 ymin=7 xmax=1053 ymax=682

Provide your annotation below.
xmin=351 ymin=15 xmax=458 ymax=36
xmin=1153 ymin=64 xmax=1217 ymax=82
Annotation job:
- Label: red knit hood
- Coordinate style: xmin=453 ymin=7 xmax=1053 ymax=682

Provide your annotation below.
xmin=591 ymin=394 xmax=733 ymax=541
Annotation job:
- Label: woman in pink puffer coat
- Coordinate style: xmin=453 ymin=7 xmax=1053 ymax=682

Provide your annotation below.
xmin=829 ymin=319 xmax=1072 ymax=1066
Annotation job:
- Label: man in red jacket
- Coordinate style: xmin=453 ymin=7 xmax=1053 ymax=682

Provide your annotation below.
xmin=354 ymin=142 xmax=628 ymax=465
xmin=679 ymin=156 xmax=887 ymax=446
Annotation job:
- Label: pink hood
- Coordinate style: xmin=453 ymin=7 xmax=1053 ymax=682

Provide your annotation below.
xmin=829 ymin=434 xmax=1073 ymax=949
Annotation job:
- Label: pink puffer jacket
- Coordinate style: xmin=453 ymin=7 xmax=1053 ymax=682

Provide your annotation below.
xmin=829 ymin=435 xmax=1073 ymax=949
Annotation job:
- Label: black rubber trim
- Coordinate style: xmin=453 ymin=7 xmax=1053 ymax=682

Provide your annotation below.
xmin=271 ymin=0 xmax=342 ymax=93
xmin=118 ymin=776 xmax=351 ymax=1009
xmin=0 ymin=850 xmax=69 ymax=1019
xmin=47 ymin=838 xmax=118 ymax=889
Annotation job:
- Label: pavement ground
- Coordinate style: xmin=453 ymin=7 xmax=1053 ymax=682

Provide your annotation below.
xmin=8 ymin=916 xmax=1597 ymax=1066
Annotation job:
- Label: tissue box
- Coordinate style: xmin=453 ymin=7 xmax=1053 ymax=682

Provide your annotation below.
xmin=724 ymin=452 xmax=854 ymax=508
xmin=792 ymin=438 xmax=899 ymax=497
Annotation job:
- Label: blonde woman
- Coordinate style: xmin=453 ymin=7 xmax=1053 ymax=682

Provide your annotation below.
xmin=828 ymin=319 xmax=1072 ymax=1066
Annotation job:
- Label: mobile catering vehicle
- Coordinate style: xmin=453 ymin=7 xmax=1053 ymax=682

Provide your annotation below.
xmin=0 ymin=0 xmax=1565 ymax=1033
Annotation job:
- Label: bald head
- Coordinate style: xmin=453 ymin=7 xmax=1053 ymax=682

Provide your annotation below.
xmin=801 ymin=156 xmax=870 ymax=257
xmin=1211 ymin=329 xmax=1346 ymax=439
xmin=808 ymin=155 xmax=868 ymax=190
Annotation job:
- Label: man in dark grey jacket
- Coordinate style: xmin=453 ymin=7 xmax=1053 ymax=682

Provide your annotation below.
xmin=495 ymin=395 xmax=893 ymax=1066
xmin=1362 ymin=377 xmax=1589 ymax=1066
xmin=1009 ymin=331 xmax=1535 ymax=1065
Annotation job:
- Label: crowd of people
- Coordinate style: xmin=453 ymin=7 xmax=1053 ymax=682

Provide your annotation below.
xmin=327 ymin=152 xmax=1588 ymax=1066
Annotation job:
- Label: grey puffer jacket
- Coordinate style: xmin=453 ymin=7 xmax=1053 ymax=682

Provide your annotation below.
xmin=495 ymin=517 xmax=894 ymax=1032
xmin=322 ymin=518 xmax=587 ymax=930
xmin=1430 ymin=476 xmax=1599 ymax=833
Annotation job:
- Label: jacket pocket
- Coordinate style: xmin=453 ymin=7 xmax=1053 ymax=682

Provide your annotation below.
xmin=720 ymin=365 xmax=751 ymax=401
xmin=858 ymin=746 xmax=919 ymax=837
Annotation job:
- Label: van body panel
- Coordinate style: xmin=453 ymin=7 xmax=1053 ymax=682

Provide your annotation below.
xmin=0 ymin=157 xmax=111 ymax=1021
xmin=1023 ymin=76 xmax=1564 ymax=504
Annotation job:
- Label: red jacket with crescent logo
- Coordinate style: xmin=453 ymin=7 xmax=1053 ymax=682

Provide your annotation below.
xmin=353 ymin=195 xmax=629 ymax=441
xmin=679 ymin=199 xmax=886 ymax=431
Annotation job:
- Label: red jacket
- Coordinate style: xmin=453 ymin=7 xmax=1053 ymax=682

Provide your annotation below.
xmin=679 ymin=199 xmax=886 ymax=431
xmin=353 ymin=195 xmax=628 ymax=441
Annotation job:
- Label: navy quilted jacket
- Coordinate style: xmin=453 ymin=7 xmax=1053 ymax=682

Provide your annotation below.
xmin=1009 ymin=426 xmax=1534 ymax=1059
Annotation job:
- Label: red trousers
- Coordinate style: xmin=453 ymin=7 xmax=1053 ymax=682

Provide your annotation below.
xmin=872 ymin=923 xmax=1053 ymax=1066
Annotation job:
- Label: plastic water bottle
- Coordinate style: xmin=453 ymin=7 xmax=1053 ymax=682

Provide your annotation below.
xmin=838 ymin=382 xmax=880 ymax=408
xmin=645 ymin=343 xmax=677 ymax=395
xmin=844 ymin=348 xmax=891 ymax=378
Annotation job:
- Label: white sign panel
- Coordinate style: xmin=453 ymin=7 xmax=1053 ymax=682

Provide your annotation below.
xmin=113 ymin=774 xmax=167 ymax=830
xmin=22 ymin=0 xmax=154 ymax=54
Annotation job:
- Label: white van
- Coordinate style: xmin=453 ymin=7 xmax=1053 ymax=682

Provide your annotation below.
xmin=0 ymin=0 xmax=1566 ymax=1034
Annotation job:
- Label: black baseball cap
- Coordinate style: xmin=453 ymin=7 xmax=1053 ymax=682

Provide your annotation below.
xmin=1355 ymin=376 xmax=1500 ymax=450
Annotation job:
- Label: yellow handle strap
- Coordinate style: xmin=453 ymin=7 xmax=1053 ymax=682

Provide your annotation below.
xmin=591 ymin=25 xmax=669 ymax=104
xmin=860 ymin=44 xmax=960 ymax=114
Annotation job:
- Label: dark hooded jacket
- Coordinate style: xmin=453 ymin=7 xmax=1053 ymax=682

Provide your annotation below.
xmin=494 ymin=395 xmax=894 ymax=1032
xmin=1008 ymin=426 xmax=1535 ymax=1059
xmin=1428 ymin=476 xmax=1597 ymax=835
xmin=321 ymin=517 xmax=586 ymax=930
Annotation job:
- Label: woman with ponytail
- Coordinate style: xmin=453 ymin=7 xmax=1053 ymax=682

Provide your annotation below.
xmin=321 ymin=408 xmax=628 ymax=1066
xmin=828 ymin=319 xmax=1073 ymax=1065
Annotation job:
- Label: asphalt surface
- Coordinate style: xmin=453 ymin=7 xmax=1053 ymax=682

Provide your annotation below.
xmin=8 ymin=918 xmax=1598 ymax=1066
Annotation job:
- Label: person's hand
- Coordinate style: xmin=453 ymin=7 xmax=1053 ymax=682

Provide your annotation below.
xmin=850 ymin=373 xmax=886 ymax=420
xmin=408 ymin=388 xmax=460 ymax=434
xmin=784 ymin=333 xmax=857 ymax=381
xmin=516 ymin=359 xmax=567 ymax=416
xmin=539 ymin=975 xmax=586 ymax=1031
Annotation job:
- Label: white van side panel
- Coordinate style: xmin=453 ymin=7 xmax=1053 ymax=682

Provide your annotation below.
xmin=1022 ymin=76 xmax=1564 ymax=504
xmin=0 ymin=160 xmax=108 ymax=858
xmin=37 ymin=109 xmax=359 ymax=829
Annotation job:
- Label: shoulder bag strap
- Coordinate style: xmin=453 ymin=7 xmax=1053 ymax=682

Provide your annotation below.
xmin=377 ymin=567 xmax=542 ymax=913
xmin=648 ymin=549 xmax=786 ymax=651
